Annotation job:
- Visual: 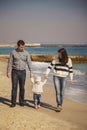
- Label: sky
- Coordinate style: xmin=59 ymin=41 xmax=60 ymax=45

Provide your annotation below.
xmin=0 ymin=0 xmax=87 ymax=44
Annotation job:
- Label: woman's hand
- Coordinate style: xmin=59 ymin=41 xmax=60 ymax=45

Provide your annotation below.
xmin=44 ymin=74 xmax=48 ymax=79
xmin=69 ymin=80 xmax=73 ymax=86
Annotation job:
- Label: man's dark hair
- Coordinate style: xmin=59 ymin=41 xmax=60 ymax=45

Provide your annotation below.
xmin=17 ymin=40 xmax=25 ymax=46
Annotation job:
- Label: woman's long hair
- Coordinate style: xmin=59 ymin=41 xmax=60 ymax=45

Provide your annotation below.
xmin=58 ymin=48 xmax=68 ymax=65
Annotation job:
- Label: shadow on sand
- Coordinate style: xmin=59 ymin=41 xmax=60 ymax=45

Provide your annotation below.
xmin=0 ymin=97 xmax=57 ymax=111
xmin=25 ymin=99 xmax=57 ymax=111
xmin=0 ymin=97 xmax=11 ymax=106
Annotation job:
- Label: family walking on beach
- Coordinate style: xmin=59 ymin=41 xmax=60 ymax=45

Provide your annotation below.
xmin=7 ymin=40 xmax=73 ymax=112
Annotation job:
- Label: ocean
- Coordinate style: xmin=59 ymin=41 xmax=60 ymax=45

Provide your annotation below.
xmin=0 ymin=45 xmax=87 ymax=105
xmin=0 ymin=46 xmax=87 ymax=56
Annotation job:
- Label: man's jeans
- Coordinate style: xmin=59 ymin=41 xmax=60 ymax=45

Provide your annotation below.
xmin=11 ymin=69 xmax=26 ymax=104
xmin=33 ymin=94 xmax=41 ymax=105
xmin=53 ymin=76 xmax=66 ymax=106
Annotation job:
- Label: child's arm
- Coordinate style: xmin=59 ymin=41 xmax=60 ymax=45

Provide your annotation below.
xmin=42 ymin=79 xmax=47 ymax=85
xmin=30 ymin=77 xmax=34 ymax=84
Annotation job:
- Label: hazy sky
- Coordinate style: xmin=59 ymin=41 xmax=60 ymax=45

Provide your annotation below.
xmin=0 ymin=0 xmax=87 ymax=43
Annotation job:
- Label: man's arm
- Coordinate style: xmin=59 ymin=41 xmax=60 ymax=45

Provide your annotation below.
xmin=26 ymin=52 xmax=33 ymax=77
xmin=7 ymin=52 xmax=13 ymax=78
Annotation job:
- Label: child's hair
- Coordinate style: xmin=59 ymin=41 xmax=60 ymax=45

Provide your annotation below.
xmin=35 ymin=76 xmax=41 ymax=82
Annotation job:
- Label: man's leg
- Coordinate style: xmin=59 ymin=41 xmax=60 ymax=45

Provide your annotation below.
xmin=19 ymin=70 xmax=26 ymax=105
xmin=11 ymin=69 xmax=19 ymax=106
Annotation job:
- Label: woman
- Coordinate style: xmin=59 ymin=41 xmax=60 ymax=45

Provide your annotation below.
xmin=45 ymin=48 xmax=73 ymax=112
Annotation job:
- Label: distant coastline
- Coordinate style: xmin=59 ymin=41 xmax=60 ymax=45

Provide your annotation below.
xmin=0 ymin=43 xmax=41 ymax=47
xmin=0 ymin=54 xmax=87 ymax=63
xmin=0 ymin=43 xmax=87 ymax=47
xmin=0 ymin=43 xmax=87 ymax=63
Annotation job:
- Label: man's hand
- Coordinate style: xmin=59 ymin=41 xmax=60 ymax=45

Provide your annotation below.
xmin=7 ymin=72 xmax=11 ymax=78
xmin=30 ymin=72 xmax=33 ymax=78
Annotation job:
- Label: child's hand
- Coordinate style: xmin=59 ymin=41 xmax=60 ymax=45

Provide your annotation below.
xmin=30 ymin=72 xmax=34 ymax=78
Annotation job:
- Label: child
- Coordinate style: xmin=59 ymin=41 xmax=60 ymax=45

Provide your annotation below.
xmin=31 ymin=76 xmax=47 ymax=109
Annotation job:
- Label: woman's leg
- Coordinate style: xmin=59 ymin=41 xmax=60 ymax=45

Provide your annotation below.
xmin=53 ymin=76 xmax=65 ymax=107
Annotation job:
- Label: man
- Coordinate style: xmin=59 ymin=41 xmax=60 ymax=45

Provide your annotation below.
xmin=7 ymin=40 xmax=32 ymax=107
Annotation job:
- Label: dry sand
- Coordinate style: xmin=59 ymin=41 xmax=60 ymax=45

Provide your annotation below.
xmin=0 ymin=59 xmax=87 ymax=130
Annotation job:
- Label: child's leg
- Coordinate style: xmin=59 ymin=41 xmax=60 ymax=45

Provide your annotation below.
xmin=33 ymin=94 xmax=38 ymax=108
xmin=37 ymin=94 xmax=41 ymax=107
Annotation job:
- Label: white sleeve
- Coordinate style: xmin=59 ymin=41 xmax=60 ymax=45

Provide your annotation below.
xmin=42 ymin=79 xmax=47 ymax=85
xmin=45 ymin=60 xmax=55 ymax=74
xmin=70 ymin=73 xmax=73 ymax=81
xmin=68 ymin=58 xmax=73 ymax=80
xmin=45 ymin=68 xmax=51 ymax=74
xmin=30 ymin=77 xmax=34 ymax=83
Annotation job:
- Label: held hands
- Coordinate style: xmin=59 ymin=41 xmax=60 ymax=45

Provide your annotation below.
xmin=30 ymin=72 xmax=34 ymax=78
xmin=44 ymin=74 xmax=48 ymax=79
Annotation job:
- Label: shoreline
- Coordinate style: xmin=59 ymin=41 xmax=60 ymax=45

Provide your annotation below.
xmin=0 ymin=54 xmax=87 ymax=63
xmin=0 ymin=59 xmax=87 ymax=130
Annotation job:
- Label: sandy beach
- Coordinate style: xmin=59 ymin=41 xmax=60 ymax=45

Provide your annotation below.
xmin=0 ymin=58 xmax=87 ymax=130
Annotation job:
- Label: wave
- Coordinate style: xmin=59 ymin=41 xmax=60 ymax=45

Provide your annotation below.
xmin=73 ymin=69 xmax=86 ymax=75
xmin=31 ymin=61 xmax=86 ymax=76
xmin=65 ymin=87 xmax=87 ymax=105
